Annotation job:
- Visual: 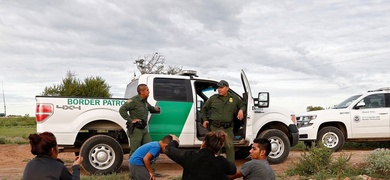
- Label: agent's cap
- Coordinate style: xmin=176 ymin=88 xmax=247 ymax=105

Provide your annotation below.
xmin=217 ymin=80 xmax=229 ymax=87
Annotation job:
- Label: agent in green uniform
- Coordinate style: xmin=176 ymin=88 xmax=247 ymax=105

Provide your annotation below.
xmin=119 ymin=84 xmax=160 ymax=158
xmin=201 ymin=80 xmax=246 ymax=163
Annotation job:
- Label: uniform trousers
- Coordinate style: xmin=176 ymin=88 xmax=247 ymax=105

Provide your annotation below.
xmin=210 ymin=125 xmax=235 ymax=163
xmin=128 ymin=127 xmax=152 ymax=158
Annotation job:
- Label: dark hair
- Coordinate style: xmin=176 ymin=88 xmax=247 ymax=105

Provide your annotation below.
xmin=253 ymin=138 xmax=271 ymax=156
xmin=28 ymin=132 xmax=57 ymax=156
xmin=161 ymin=135 xmax=173 ymax=144
xmin=204 ymin=130 xmax=227 ymax=153
xmin=137 ymin=84 xmax=148 ymax=94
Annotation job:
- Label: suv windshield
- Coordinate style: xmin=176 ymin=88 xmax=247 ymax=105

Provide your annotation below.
xmin=333 ymin=94 xmax=362 ymax=109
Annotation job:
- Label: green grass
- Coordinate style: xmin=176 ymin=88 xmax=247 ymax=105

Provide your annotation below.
xmin=0 ymin=126 xmax=36 ymax=137
xmin=0 ymin=116 xmax=36 ymax=144
xmin=0 ymin=116 xmax=36 ymax=127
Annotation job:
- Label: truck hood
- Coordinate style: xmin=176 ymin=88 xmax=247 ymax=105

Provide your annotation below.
xmin=297 ymin=108 xmax=348 ymax=120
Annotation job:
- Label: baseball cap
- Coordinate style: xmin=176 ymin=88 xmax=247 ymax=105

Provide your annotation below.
xmin=217 ymin=80 xmax=229 ymax=87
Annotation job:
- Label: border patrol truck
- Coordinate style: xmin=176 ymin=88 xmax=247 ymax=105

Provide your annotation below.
xmin=35 ymin=70 xmax=299 ymax=174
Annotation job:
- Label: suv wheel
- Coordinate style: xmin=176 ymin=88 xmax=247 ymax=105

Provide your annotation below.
xmin=317 ymin=126 xmax=345 ymax=151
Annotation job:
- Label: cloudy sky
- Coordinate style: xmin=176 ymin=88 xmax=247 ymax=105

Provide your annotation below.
xmin=1 ymin=0 xmax=390 ymax=116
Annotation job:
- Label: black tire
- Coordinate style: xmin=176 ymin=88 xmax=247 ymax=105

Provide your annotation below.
xmin=317 ymin=126 xmax=345 ymax=152
xmin=258 ymin=129 xmax=290 ymax=164
xmin=80 ymin=135 xmax=123 ymax=175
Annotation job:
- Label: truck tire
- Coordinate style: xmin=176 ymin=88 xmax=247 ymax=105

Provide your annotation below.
xmin=80 ymin=135 xmax=123 ymax=175
xmin=258 ymin=129 xmax=290 ymax=164
xmin=317 ymin=126 xmax=345 ymax=152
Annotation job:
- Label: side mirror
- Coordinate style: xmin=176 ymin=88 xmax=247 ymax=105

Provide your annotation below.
xmin=254 ymin=92 xmax=269 ymax=108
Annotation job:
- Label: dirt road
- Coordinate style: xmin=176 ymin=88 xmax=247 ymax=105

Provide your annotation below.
xmin=0 ymin=144 xmax=371 ymax=180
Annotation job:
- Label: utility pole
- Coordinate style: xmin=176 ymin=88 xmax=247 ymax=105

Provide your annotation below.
xmin=2 ymin=81 xmax=5 ymax=117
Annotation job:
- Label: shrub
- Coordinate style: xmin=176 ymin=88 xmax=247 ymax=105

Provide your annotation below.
xmin=286 ymin=143 xmax=354 ymax=179
xmin=287 ymin=143 xmax=333 ymax=177
xmin=0 ymin=136 xmax=6 ymax=144
xmin=365 ymin=149 xmax=390 ymax=176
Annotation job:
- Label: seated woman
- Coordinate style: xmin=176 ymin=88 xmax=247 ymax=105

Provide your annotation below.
xmin=165 ymin=130 xmax=236 ymax=180
xmin=22 ymin=131 xmax=83 ymax=180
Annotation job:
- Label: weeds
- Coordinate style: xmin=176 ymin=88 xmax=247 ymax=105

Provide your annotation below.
xmin=286 ymin=143 xmax=362 ymax=180
xmin=365 ymin=149 xmax=390 ymax=176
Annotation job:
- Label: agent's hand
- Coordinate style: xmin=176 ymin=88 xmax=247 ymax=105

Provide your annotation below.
xmin=202 ymin=121 xmax=209 ymax=128
xmin=73 ymin=156 xmax=83 ymax=166
xmin=155 ymin=106 xmax=160 ymax=112
xmin=170 ymin=134 xmax=180 ymax=144
xmin=237 ymin=110 xmax=244 ymax=120
xmin=131 ymin=119 xmax=141 ymax=123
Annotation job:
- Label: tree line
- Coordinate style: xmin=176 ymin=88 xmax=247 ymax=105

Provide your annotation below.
xmin=41 ymin=52 xmax=182 ymax=97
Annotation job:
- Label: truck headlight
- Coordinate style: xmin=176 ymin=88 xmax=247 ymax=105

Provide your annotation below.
xmin=296 ymin=115 xmax=317 ymax=128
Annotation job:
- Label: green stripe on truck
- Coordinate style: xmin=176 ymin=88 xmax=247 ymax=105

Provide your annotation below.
xmin=148 ymin=101 xmax=192 ymax=141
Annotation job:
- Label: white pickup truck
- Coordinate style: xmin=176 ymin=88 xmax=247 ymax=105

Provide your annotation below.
xmin=35 ymin=70 xmax=298 ymax=174
xmin=297 ymin=87 xmax=390 ymax=151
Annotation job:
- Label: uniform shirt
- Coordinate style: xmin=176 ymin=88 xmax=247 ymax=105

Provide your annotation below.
xmin=22 ymin=155 xmax=80 ymax=180
xmin=240 ymin=159 xmax=275 ymax=180
xmin=129 ymin=141 xmax=161 ymax=166
xmin=165 ymin=140 xmax=236 ymax=180
xmin=119 ymin=94 xmax=157 ymax=122
xmin=201 ymin=93 xmax=246 ymax=123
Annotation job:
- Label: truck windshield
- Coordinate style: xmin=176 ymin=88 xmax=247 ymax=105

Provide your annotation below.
xmin=333 ymin=94 xmax=362 ymax=109
xmin=124 ymin=79 xmax=139 ymax=98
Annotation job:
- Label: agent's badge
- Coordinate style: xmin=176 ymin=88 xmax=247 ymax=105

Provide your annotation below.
xmin=229 ymin=98 xmax=233 ymax=102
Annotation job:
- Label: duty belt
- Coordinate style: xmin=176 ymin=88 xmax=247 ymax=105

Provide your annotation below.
xmin=135 ymin=120 xmax=147 ymax=129
xmin=209 ymin=120 xmax=232 ymax=129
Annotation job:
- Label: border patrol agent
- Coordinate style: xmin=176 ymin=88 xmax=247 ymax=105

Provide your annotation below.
xmin=201 ymin=80 xmax=246 ymax=162
xmin=119 ymin=84 xmax=160 ymax=158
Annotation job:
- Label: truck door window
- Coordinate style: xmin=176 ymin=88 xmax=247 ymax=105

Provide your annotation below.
xmin=356 ymin=94 xmax=385 ymax=109
xmin=153 ymin=78 xmax=192 ymax=102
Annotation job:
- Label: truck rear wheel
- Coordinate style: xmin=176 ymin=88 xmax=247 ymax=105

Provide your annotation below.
xmin=258 ymin=129 xmax=290 ymax=164
xmin=317 ymin=126 xmax=345 ymax=152
xmin=80 ymin=135 xmax=123 ymax=175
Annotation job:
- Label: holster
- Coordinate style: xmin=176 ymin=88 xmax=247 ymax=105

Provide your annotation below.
xmin=126 ymin=121 xmax=135 ymax=134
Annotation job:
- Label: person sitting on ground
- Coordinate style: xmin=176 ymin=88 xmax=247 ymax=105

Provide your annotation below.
xmin=229 ymin=138 xmax=275 ymax=180
xmin=22 ymin=131 xmax=83 ymax=180
xmin=165 ymin=130 xmax=236 ymax=180
xmin=128 ymin=135 xmax=172 ymax=180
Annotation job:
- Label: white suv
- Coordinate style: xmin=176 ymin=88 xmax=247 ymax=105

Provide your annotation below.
xmin=297 ymin=87 xmax=390 ymax=151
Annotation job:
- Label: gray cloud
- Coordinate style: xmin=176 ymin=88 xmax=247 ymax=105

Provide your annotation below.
xmin=1 ymin=0 xmax=390 ymax=115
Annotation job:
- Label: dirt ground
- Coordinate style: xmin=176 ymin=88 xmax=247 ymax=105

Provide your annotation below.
xmin=0 ymin=144 xmax=372 ymax=180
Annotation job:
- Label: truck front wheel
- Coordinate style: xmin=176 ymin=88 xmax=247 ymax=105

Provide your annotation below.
xmin=317 ymin=126 xmax=345 ymax=152
xmin=258 ymin=129 xmax=290 ymax=164
xmin=80 ymin=135 xmax=124 ymax=175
